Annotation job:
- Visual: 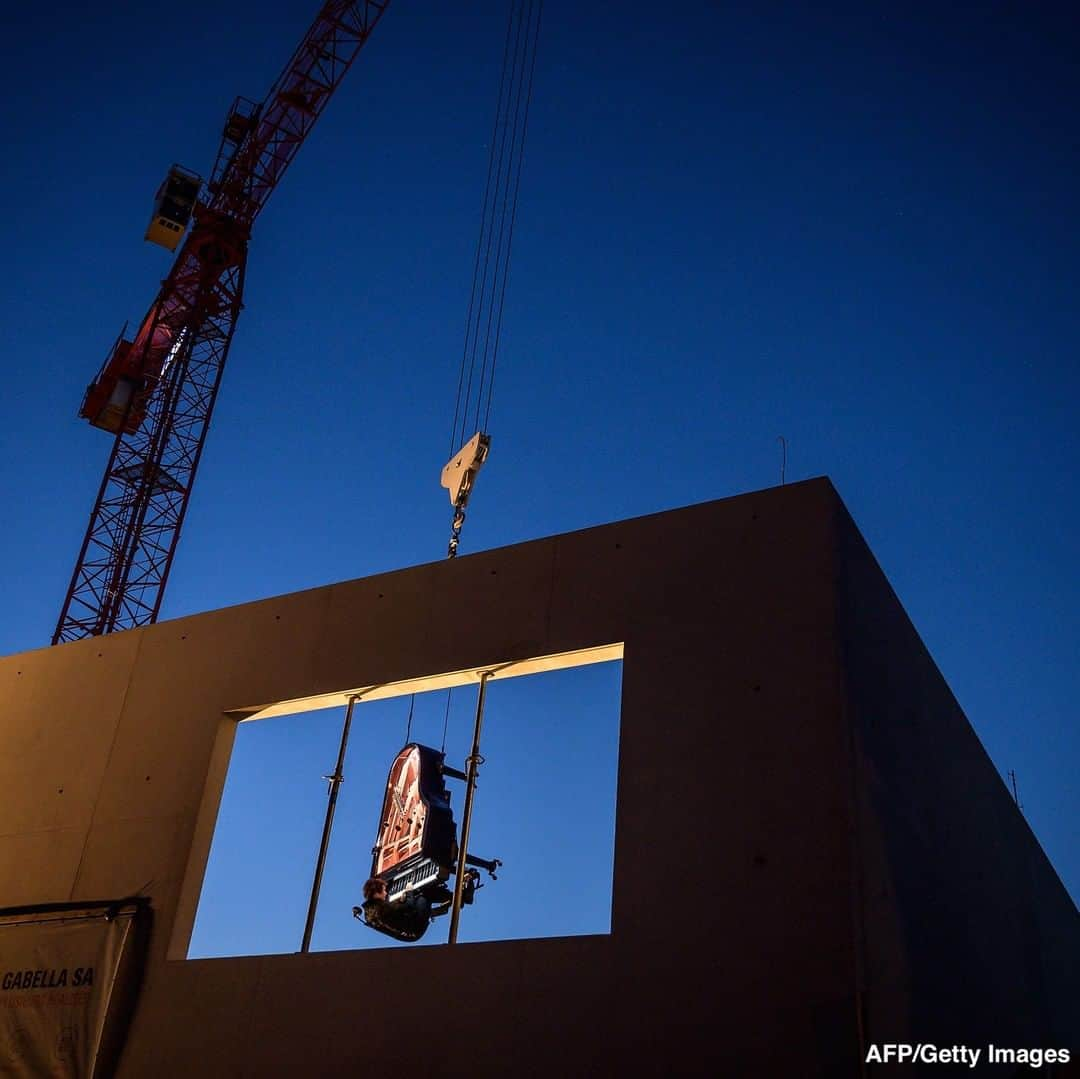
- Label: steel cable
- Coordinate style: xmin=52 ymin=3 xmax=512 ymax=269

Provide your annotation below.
xmin=449 ymin=0 xmax=543 ymax=453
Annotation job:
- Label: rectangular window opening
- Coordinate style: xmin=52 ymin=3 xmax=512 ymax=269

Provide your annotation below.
xmin=187 ymin=655 xmax=623 ymax=957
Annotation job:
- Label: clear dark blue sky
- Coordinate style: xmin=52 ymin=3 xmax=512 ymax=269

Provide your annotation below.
xmin=1 ymin=0 xmax=1077 ymax=946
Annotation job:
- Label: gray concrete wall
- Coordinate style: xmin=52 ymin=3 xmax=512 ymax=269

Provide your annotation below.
xmin=836 ymin=506 xmax=1080 ymax=1058
xmin=1 ymin=479 xmax=1074 ymax=1076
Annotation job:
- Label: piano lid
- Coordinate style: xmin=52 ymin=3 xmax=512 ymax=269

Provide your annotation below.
xmin=371 ymin=743 xmax=456 ymax=883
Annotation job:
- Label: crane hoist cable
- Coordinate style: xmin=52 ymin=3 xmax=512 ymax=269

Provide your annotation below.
xmin=441 ymin=0 xmax=543 ymax=558
xmin=432 ymin=3 xmax=543 ymax=842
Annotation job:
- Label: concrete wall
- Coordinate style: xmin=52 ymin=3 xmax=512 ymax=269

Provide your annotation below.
xmin=835 ymin=505 xmax=1080 ymax=1060
xmin=0 ymin=479 xmax=1075 ymax=1076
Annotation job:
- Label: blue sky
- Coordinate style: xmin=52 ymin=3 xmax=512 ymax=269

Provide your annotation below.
xmin=1 ymin=0 xmax=1076 ymax=941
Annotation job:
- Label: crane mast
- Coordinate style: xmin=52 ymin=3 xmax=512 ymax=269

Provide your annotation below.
xmin=54 ymin=1 xmax=390 ymax=644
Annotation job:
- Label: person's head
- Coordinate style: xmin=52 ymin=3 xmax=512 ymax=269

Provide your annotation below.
xmin=363 ymin=877 xmax=388 ymax=902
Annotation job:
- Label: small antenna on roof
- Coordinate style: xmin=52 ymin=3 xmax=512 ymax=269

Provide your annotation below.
xmin=1008 ymin=769 xmax=1023 ymax=812
xmin=777 ymin=436 xmax=787 ymax=486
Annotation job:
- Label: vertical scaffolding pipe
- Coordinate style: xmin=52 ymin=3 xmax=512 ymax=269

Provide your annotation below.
xmin=301 ymin=693 xmax=360 ymax=953
xmin=448 ymin=671 xmax=492 ymax=945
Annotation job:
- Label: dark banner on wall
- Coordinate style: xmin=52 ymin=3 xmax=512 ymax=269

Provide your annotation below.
xmin=0 ymin=898 xmax=150 ymax=1078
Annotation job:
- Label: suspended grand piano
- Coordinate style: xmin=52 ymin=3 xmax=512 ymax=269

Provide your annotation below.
xmin=355 ymin=743 xmax=499 ymax=942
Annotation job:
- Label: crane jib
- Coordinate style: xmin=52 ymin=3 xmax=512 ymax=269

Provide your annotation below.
xmin=211 ymin=0 xmax=390 ymax=225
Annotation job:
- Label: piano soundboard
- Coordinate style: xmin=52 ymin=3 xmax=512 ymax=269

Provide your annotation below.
xmin=369 ymin=743 xmax=456 ymax=899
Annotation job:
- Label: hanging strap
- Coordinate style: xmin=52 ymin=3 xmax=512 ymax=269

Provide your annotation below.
xmin=440 ymin=688 xmax=453 ymax=754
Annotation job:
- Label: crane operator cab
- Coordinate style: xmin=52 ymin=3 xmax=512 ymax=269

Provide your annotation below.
xmin=354 ymin=743 xmax=500 ymax=943
xmin=145 ymin=165 xmax=202 ymax=252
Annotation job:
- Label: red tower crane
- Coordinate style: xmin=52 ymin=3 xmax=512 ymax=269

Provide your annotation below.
xmin=53 ymin=1 xmax=391 ymax=644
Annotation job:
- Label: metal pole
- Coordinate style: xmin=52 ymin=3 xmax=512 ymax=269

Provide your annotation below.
xmin=448 ymin=671 xmax=492 ymax=944
xmin=301 ymin=693 xmax=360 ymax=953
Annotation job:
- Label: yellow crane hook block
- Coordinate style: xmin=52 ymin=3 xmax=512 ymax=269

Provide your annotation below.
xmin=441 ymin=431 xmax=491 ymax=510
